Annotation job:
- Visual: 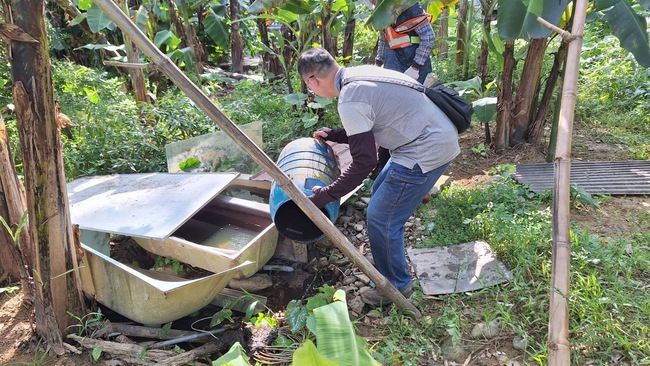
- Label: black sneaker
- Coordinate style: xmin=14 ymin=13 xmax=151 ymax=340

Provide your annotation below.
xmin=361 ymin=282 xmax=414 ymax=306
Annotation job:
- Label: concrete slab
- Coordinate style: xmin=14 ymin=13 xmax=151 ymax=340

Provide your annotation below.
xmin=407 ymin=241 xmax=513 ymax=295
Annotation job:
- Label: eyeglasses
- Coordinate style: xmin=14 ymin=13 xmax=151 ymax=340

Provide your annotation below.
xmin=305 ymin=75 xmax=316 ymax=97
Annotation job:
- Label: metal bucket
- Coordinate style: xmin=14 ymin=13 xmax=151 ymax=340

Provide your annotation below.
xmin=270 ymin=138 xmax=341 ymax=242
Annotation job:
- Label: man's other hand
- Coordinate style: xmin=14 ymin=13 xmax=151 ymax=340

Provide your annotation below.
xmin=404 ymin=66 xmax=419 ymax=80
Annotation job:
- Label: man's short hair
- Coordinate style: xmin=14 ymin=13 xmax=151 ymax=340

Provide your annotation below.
xmin=297 ymin=48 xmax=337 ymax=79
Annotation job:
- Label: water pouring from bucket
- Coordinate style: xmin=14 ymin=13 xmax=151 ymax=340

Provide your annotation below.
xmin=269 ymin=137 xmax=341 ymax=243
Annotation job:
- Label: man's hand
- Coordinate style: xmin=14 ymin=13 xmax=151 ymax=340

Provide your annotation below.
xmin=404 ymin=66 xmax=419 ymax=80
xmin=313 ymin=129 xmax=329 ymax=141
xmin=308 ymin=186 xmax=331 ymax=208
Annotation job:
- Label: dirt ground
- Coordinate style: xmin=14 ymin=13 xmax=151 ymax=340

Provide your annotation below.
xmin=1 ymin=122 xmax=648 ymax=365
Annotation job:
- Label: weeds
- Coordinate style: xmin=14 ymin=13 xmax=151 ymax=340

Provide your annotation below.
xmin=67 ymin=309 xmax=104 ymax=337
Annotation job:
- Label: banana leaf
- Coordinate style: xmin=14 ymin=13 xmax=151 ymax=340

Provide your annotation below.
xmin=603 ymin=1 xmax=650 ymax=68
xmin=291 ymin=290 xmax=380 ymax=366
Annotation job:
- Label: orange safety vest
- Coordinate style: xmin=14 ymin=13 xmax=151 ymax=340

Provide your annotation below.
xmin=384 ymin=12 xmax=432 ymax=50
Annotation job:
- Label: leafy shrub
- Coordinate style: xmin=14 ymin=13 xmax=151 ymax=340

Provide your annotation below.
xmin=219 ymin=77 xmax=341 ymax=160
xmin=51 ymin=61 xmax=229 ymax=179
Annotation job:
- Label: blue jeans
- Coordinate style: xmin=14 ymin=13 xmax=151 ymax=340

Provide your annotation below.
xmin=383 ymin=46 xmax=432 ymax=84
xmin=367 ymin=160 xmax=451 ymax=290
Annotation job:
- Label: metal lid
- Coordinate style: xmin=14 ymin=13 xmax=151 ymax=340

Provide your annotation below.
xmin=67 ymin=173 xmax=239 ymax=239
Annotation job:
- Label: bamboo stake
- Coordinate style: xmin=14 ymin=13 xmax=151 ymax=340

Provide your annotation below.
xmin=539 ymin=1 xmax=589 ymax=365
xmin=92 ymin=0 xmax=421 ymax=319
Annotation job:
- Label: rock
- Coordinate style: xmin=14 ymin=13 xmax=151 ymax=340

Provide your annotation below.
xmin=357 ymin=286 xmax=373 ymax=295
xmin=440 ymin=336 xmax=467 ymax=362
xmin=342 ymin=276 xmax=357 ymax=285
xmin=353 ymin=201 xmax=367 ymax=209
xmin=353 ymin=224 xmax=364 ymax=232
xmin=512 ymin=335 xmax=528 ymax=350
xmin=337 ymin=215 xmax=353 ymax=226
xmin=354 ymin=273 xmax=371 ymax=285
xmin=347 ymin=295 xmax=366 ymax=314
xmin=333 ymin=257 xmax=351 ymax=266
xmin=228 ymin=273 xmax=273 ymax=293
xmin=366 ymin=309 xmax=383 ymax=318
xmin=470 ymin=319 xmax=501 ymax=339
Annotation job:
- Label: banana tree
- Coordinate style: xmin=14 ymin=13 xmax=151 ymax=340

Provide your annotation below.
xmin=248 ymin=0 xmax=355 ymax=91
xmin=493 ymin=0 xmax=650 ymax=150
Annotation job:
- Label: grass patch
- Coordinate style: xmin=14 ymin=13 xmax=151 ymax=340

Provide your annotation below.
xmin=371 ymin=176 xmax=650 ymax=365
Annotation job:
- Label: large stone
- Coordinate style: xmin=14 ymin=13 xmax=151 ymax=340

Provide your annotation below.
xmin=228 ymin=273 xmax=273 ymax=293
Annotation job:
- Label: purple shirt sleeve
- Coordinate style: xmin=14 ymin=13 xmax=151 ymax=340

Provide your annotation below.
xmin=309 ymin=131 xmax=377 ymax=208
xmin=317 ymin=127 xmax=349 ymax=144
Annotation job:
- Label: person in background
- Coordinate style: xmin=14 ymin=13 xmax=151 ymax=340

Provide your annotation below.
xmin=297 ymin=48 xmax=459 ymax=306
xmin=371 ymin=0 xmax=434 ymax=84
xmin=371 ymin=0 xmax=436 ymax=174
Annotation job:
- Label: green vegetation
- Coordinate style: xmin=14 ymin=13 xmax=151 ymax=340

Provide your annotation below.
xmin=2 ymin=5 xmax=649 ymax=365
xmin=402 ymin=176 xmax=649 ymax=364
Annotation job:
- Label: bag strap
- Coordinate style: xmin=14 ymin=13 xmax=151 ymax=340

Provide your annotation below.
xmin=342 ymin=75 xmax=427 ymax=93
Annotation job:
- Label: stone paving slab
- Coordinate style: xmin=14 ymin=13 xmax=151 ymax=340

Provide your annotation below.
xmin=407 ymin=241 xmax=513 ymax=295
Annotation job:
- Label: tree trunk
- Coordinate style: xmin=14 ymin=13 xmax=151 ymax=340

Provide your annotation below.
xmin=529 ymin=40 xmax=568 ymax=145
xmin=168 ymin=0 xmax=188 ymax=48
xmin=437 ymin=7 xmax=449 ymax=59
xmin=230 ymin=0 xmax=244 ymax=73
xmin=117 ymin=0 xmax=148 ymax=104
xmin=281 ymin=24 xmax=295 ymax=93
xmin=477 ymin=1 xmax=494 ymax=90
xmin=321 ymin=0 xmax=337 ymax=56
xmin=179 ymin=0 xmax=205 ymax=75
xmin=256 ymin=18 xmax=283 ymax=76
xmin=509 ymin=37 xmax=548 ymax=147
xmin=494 ymin=41 xmax=515 ymax=151
xmin=11 ymin=0 xmax=85 ymax=353
xmin=0 ymin=116 xmax=30 ymax=284
xmin=455 ymin=0 xmax=468 ymax=68
xmin=342 ymin=18 xmax=355 ymax=64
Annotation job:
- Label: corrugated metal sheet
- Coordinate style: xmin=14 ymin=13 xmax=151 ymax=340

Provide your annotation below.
xmin=512 ymin=161 xmax=650 ymax=195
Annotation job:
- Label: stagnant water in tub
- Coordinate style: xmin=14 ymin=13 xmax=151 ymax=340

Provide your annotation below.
xmin=175 ymin=220 xmax=258 ymax=251
xmin=200 ymin=223 xmax=257 ymax=251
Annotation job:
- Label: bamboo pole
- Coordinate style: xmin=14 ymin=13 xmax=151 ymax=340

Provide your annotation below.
xmin=538 ymin=1 xmax=589 ymax=364
xmin=92 ymin=0 xmax=421 ymax=319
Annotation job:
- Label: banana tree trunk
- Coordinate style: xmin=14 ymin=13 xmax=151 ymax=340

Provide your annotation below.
xmin=508 ymin=37 xmax=547 ymax=146
xmin=179 ymin=0 xmax=205 ymax=75
xmin=0 ymin=116 xmax=30 ymax=283
xmin=322 ymin=0 xmax=337 ymax=56
xmin=93 ymin=0 xmax=421 ymax=319
xmin=256 ymin=18 xmax=284 ymax=76
xmin=11 ymin=0 xmax=85 ymax=352
xmin=529 ymin=40 xmax=568 ymax=144
xmin=548 ymin=0 xmax=589 ymax=364
xmin=494 ymin=41 xmax=515 ymax=151
xmin=230 ymin=0 xmax=244 ymax=73
xmin=455 ymin=0 xmax=468 ymax=69
xmin=342 ymin=18 xmax=355 ymax=64
xmin=117 ymin=0 xmax=148 ymax=104
xmin=477 ymin=0 xmax=494 ymax=90
xmin=437 ymin=7 xmax=449 ymax=59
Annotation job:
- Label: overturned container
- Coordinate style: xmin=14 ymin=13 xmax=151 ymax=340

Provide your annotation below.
xmin=270 ymin=138 xmax=341 ymax=242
